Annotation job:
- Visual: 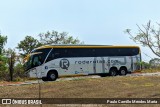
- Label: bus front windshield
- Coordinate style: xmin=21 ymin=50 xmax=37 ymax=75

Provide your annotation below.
xmin=25 ymin=53 xmax=42 ymax=70
xmin=24 ymin=48 xmax=51 ymax=71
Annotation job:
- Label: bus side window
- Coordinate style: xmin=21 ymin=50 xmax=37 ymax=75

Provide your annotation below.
xmin=54 ymin=53 xmax=60 ymax=58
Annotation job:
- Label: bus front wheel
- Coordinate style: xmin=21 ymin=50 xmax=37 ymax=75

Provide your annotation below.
xmin=47 ymin=71 xmax=58 ymax=81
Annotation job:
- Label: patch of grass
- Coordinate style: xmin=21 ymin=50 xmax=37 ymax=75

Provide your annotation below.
xmin=0 ymin=76 xmax=160 ymax=98
xmin=141 ymin=68 xmax=160 ymax=73
xmin=13 ymin=76 xmax=24 ymax=82
xmin=1 ymin=76 xmax=160 ymax=107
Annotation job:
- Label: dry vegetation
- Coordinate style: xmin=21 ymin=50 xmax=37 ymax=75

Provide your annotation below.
xmin=0 ymin=76 xmax=160 ymax=107
xmin=141 ymin=68 xmax=160 ymax=73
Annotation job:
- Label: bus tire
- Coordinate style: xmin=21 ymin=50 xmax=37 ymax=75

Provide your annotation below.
xmin=109 ymin=68 xmax=117 ymax=76
xmin=47 ymin=71 xmax=58 ymax=81
xmin=119 ymin=67 xmax=127 ymax=75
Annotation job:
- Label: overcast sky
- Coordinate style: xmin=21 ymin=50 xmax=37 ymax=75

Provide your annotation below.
xmin=0 ymin=0 xmax=160 ymax=62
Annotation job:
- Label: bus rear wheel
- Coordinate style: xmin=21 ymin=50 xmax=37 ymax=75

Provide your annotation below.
xmin=47 ymin=71 xmax=58 ymax=81
xmin=119 ymin=68 xmax=127 ymax=75
xmin=109 ymin=68 xmax=117 ymax=76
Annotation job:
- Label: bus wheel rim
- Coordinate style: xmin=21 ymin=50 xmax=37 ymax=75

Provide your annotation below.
xmin=121 ymin=70 xmax=126 ymax=75
xmin=50 ymin=74 xmax=55 ymax=79
xmin=112 ymin=71 xmax=116 ymax=76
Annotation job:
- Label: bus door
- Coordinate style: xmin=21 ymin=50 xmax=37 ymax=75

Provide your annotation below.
xmin=94 ymin=57 xmax=105 ymax=74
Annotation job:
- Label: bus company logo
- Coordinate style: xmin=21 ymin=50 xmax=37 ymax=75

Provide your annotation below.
xmin=60 ymin=59 xmax=70 ymax=69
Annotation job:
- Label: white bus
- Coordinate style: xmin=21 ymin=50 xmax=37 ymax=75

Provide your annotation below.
xmin=24 ymin=45 xmax=141 ymax=81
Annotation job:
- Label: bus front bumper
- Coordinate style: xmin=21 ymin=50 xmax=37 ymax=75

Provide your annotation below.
xmin=25 ymin=70 xmax=43 ymax=78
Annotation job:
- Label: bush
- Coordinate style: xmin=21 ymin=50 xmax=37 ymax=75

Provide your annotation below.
xmin=13 ymin=63 xmax=26 ymax=78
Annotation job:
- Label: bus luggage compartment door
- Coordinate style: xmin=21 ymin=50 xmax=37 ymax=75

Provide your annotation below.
xmin=94 ymin=57 xmax=105 ymax=74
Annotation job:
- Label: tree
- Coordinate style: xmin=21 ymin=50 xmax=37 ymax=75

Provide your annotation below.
xmin=0 ymin=54 xmax=7 ymax=71
xmin=0 ymin=34 xmax=7 ymax=54
xmin=17 ymin=31 xmax=84 ymax=57
xmin=0 ymin=34 xmax=7 ymax=79
xmin=17 ymin=36 xmax=41 ymax=57
xmin=39 ymin=30 xmax=83 ymax=45
xmin=14 ymin=63 xmax=25 ymax=78
xmin=5 ymin=48 xmax=17 ymax=81
xmin=125 ymin=20 xmax=160 ymax=57
xmin=0 ymin=54 xmax=7 ymax=80
xmin=149 ymin=58 xmax=160 ymax=68
xmin=138 ymin=61 xmax=151 ymax=69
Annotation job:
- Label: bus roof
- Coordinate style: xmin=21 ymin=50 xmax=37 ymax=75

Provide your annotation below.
xmin=36 ymin=44 xmax=140 ymax=49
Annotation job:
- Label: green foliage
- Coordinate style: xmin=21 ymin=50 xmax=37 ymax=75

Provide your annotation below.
xmin=14 ymin=76 xmax=22 ymax=81
xmin=39 ymin=30 xmax=83 ymax=45
xmin=3 ymin=48 xmax=17 ymax=81
xmin=149 ymin=58 xmax=160 ymax=68
xmin=17 ymin=31 xmax=84 ymax=57
xmin=0 ymin=30 xmax=84 ymax=81
xmin=0 ymin=54 xmax=7 ymax=71
xmin=141 ymin=61 xmax=151 ymax=69
xmin=0 ymin=54 xmax=8 ymax=80
xmin=5 ymin=48 xmax=16 ymax=66
xmin=135 ymin=61 xmax=150 ymax=69
xmin=0 ymin=34 xmax=7 ymax=54
xmin=17 ymin=36 xmax=41 ymax=57
xmin=14 ymin=63 xmax=25 ymax=78
xmin=0 ymin=34 xmax=8 ymax=80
